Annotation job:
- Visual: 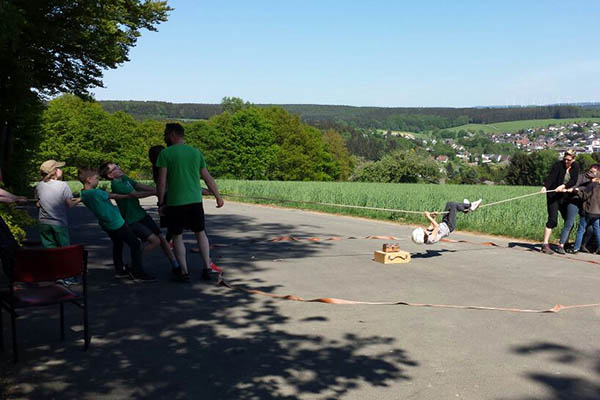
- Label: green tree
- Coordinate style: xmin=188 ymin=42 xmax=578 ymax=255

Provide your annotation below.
xmin=0 ymin=0 xmax=170 ymax=188
xmin=322 ymin=129 xmax=353 ymax=181
xmin=221 ymin=97 xmax=250 ymax=114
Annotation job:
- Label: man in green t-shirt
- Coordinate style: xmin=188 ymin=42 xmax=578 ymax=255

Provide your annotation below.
xmin=78 ymin=168 xmax=155 ymax=281
xmin=99 ymin=162 xmax=180 ymax=273
xmin=156 ymin=123 xmax=224 ymax=282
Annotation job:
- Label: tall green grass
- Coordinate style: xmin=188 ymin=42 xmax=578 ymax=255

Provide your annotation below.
xmin=216 ymin=180 xmax=551 ymax=241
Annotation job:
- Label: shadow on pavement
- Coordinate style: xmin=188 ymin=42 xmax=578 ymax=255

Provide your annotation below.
xmin=2 ymin=205 xmax=419 ymax=399
xmin=508 ymin=341 xmax=600 ymax=400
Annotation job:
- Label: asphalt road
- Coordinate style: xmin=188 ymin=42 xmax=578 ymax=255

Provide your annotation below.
xmin=2 ymin=200 xmax=600 ymax=399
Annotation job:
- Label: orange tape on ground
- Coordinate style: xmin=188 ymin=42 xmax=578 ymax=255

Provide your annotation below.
xmin=216 ymin=276 xmax=599 ymax=313
xmin=209 ymin=235 xmax=600 ymax=314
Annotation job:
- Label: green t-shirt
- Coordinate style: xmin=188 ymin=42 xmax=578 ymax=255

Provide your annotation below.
xmin=111 ymin=175 xmax=147 ymax=224
xmin=156 ymin=143 xmax=207 ymax=206
xmin=81 ymin=189 xmax=125 ymax=231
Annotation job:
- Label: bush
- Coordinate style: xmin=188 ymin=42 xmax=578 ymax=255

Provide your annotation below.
xmin=0 ymin=203 xmax=36 ymax=244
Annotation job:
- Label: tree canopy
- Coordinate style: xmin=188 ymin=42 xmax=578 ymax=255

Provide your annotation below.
xmin=0 ymin=0 xmax=170 ymax=189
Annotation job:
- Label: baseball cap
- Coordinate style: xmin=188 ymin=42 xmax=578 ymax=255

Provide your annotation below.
xmin=40 ymin=160 xmax=66 ymax=175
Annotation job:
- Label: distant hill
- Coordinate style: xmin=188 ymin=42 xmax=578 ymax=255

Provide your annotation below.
xmin=99 ymin=100 xmax=600 ymax=132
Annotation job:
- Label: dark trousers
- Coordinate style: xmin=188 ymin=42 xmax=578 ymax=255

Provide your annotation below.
xmin=105 ymin=224 xmax=143 ymax=273
xmin=441 ymin=202 xmax=470 ymax=232
xmin=546 ymin=197 xmax=572 ymax=229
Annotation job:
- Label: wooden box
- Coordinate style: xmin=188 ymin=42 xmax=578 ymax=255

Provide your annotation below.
xmin=374 ymin=250 xmax=411 ymax=264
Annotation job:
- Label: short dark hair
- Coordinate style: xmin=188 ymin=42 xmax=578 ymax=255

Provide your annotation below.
xmin=78 ymin=168 xmax=97 ymax=184
xmin=590 ymin=164 xmax=600 ymax=170
xmin=98 ymin=162 xmax=114 ymax=179
xmin=164 ymin=123 xmax=184 ymax=137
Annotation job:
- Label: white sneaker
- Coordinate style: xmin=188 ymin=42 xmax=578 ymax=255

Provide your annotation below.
xmin=470 ymin=199 xmax=482 ymax=211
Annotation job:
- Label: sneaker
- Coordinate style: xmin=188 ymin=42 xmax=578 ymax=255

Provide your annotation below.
xmin=131 ymin=271 xmax=157 ymax=282
xmin=581 ymin=245 xmax=591 ymax=253
xmin=201 ymin=268 xmax=211 ymax=281
xmin=566 ymin=248 xmax=579 ymax=254
xmin=542 ymin=244 xmax=554 ymax=254
xmin=464 ymin=198 xmax=470 ymax=204
xmin=470 ymin=199 xmax=482 ymax=212
xmin=115 ymin=268 xmax=132 ymax=278
xmin=209 ymin=262 xmax=222 ymax=273
xmin=172 ymin=272 xmax=191 ymax=283
xmin=555 ymin=247 xmax=566 ymax=255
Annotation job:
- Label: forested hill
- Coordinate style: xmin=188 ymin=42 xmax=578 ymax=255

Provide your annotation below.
xmin=99 ymin=100 xmax=599 ymax=132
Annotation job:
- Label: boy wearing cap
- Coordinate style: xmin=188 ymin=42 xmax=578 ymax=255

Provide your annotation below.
xmin=34 ymin=160 xmax=80 ymax=248
xmin=411 ymin=199 xmax=482 ymax=245
xmin=78 ymin=168 xmax=155 ymax=281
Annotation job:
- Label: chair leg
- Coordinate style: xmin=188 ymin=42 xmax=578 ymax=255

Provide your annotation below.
xmin=60 ymin=303 xmax=65 ymax=341
xmin=11 ymin=311 xmax=18 ymax=363
xmin=83 ymin=302 xmax=89 ymax=351
xmin=0 ymin=308 xmax=4 ymax=352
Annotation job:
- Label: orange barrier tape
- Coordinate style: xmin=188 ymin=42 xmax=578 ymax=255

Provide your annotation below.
xmin=217 ymin=276 xmax=599 ymax=313
xmin=210 ymin=234 xmax=600 ymax=314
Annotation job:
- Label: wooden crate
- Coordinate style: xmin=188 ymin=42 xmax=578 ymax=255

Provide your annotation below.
xmin=374 ymin=250 xmax=411 ymax=264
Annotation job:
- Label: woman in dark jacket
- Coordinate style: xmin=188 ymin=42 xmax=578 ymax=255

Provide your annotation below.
xmin=540 ymin=150 xmax=580 ymax=254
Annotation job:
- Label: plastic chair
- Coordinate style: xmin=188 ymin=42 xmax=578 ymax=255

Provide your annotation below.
xmin=0 ymin=244 xmax=89 ymax=362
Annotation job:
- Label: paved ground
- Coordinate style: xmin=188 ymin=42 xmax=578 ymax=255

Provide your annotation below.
xmin=2 ymin=200 xmax=600 ymax=399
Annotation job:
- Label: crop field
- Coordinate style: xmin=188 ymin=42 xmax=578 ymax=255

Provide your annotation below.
xmin=64 ymin=180 xmax=559 ymax=242
xmin=446 ymin=117 xmax=600 ymax=134
xmin=215 ymin=180 xmax=553 ymax=241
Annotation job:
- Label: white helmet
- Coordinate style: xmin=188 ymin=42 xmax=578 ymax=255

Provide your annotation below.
xmin=411 ymin=228 xmax=425 ymax=244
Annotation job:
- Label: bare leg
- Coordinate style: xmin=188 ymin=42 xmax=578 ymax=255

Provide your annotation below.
xmin=543 ymin=227 xmax=552 ymax=244
xmin=172 ymin=234 xmax=188 ymax=274
xmin=159 ymin=235 xmax=176 ymax=261
xmin=195 ymin=231 xmax=212 ymax=269
xmin=143 ymin=234 xmax=161 ymax=254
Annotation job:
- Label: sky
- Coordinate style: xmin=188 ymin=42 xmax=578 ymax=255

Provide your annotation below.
xmin=93 ymin=0 xmax=600 ymax=108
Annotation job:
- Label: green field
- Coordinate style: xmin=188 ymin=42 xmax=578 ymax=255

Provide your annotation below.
xmin=215 ymin=180 xmax=552 ymax=241
xmin=64 ymin=180 xmax=561 ymax=242
xmin=446 ymin=118 xmax=600 ymax=134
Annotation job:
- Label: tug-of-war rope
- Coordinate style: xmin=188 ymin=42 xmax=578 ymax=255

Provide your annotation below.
xmin=219 ymin=189 xmax=557 ymax=215
xmin=213 ymin=188 xmax=600 ymax=314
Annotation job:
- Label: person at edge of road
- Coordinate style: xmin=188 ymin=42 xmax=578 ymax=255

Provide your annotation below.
xmin=35 ymin=160 xmax=81 ymax=249
xmin=99 ymin=161 xmax=181 ymax=275
xmin=78 ymin=168 xmax=156 ymax=281
xmin=35 ymin=160 xmax=82 ymax=285
xmin=540 ymin=150 xmax=580 ymax=255
xmin=566 ymin=168 xmax=600 ymax=254
xmin=555 ymin=163 xmax=600 ymax=254
xmin=411 ymin=199 xmax=483 ymax=245
xmin=156 ymin=123 xmax=224 ymax=283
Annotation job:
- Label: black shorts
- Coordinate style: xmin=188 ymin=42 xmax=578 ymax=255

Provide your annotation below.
xmin=166 ymin=203 xmax=205 ymax=235
xmin=130 ymin=215 xmax=161 ymax=242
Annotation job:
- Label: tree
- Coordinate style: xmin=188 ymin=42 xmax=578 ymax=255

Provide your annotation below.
xmin=322 ymin=129 xmax=353 ymax=181
xmin=0 ymin=0 xmax=170 ymax=188
xmin=221 ymin=97 xmax=250 ymax=114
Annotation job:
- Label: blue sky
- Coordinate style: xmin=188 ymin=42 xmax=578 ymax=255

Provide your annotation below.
xmin=93 ymin=0 xmax=600 ymax=107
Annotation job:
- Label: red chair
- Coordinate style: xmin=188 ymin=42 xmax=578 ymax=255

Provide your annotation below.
xmin=0 ymin=244 xmax=89 ymax=362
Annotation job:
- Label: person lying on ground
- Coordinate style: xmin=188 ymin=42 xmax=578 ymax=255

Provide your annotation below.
xmin=78 ymin=168 xmax=155 ymax=281
xmin=411 ymin=199 xmax=482 ymax=245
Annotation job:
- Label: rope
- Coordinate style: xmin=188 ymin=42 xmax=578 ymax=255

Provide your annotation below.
xmin=220 ymin=189 xmax=557 ymax=215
